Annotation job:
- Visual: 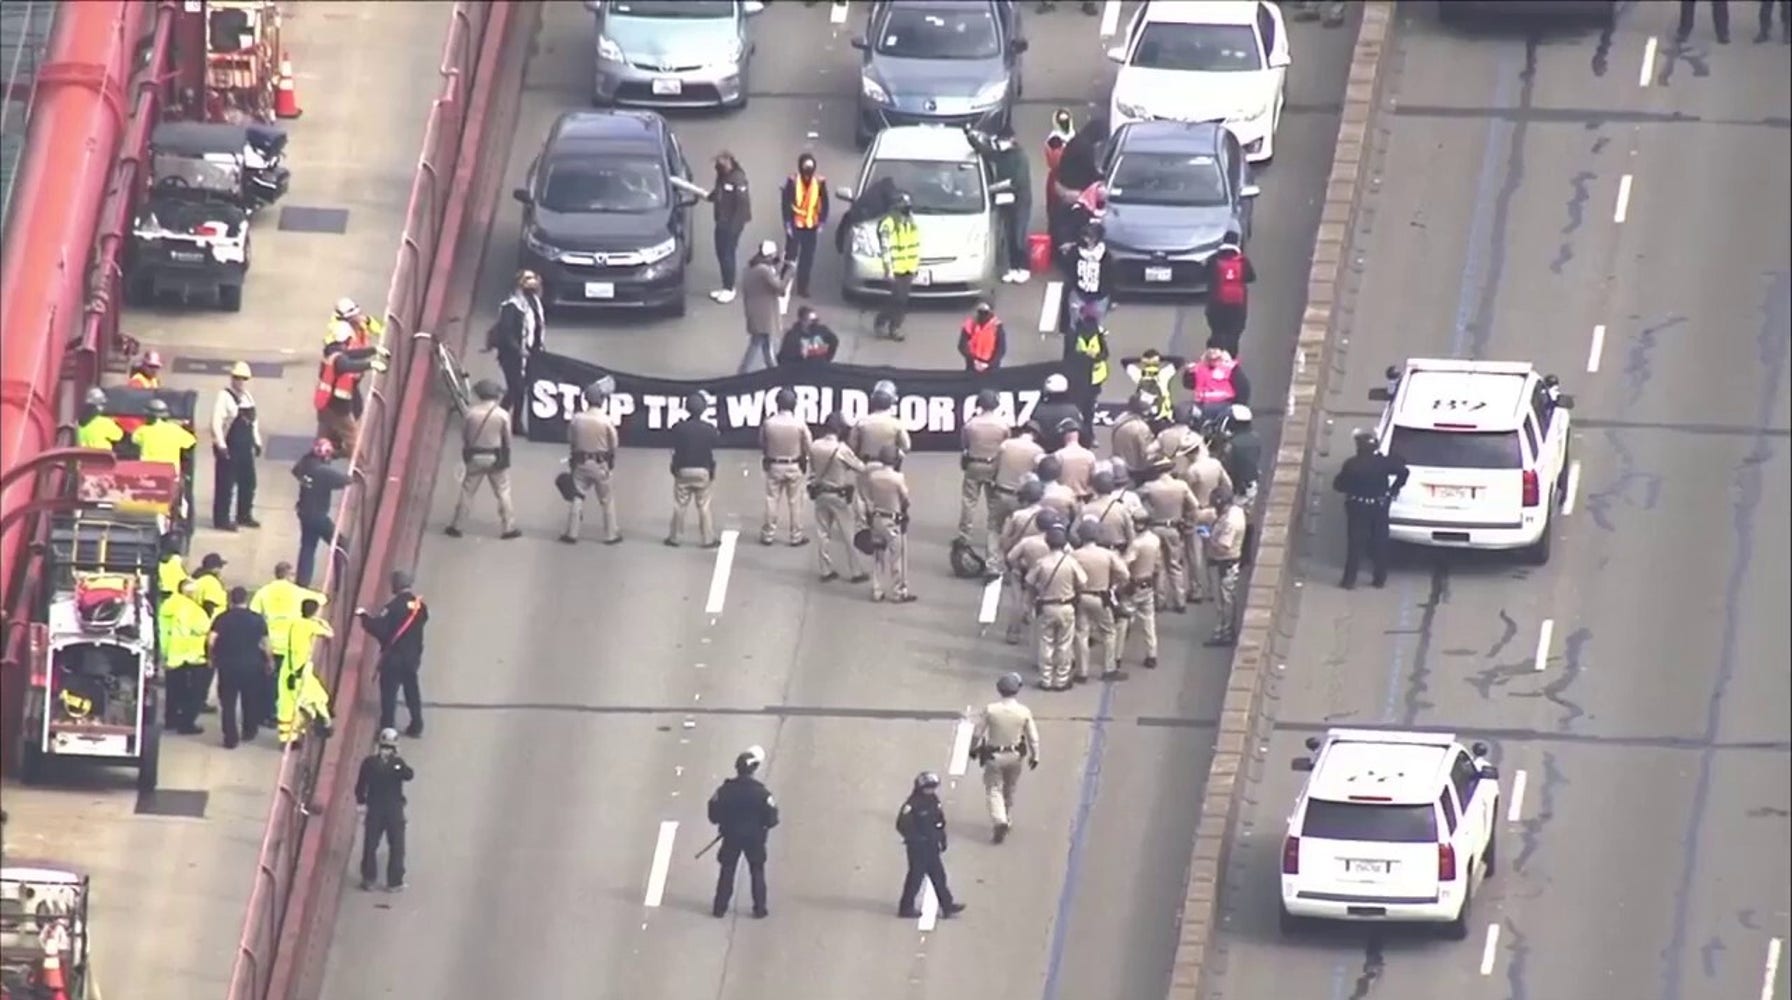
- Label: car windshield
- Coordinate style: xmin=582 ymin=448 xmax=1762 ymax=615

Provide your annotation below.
xmin=540 ymin=157 xmax=667 ymax=213
xmin=1131 ymin=23 xmax=1262 ymax=72
xmin=608 ymin=0 xmax=733 ymax=16
xmin=1108 ymin=151 xmax=1228 ymax=207
xmin=865 ymin=159 xmax=984 ymax=214
xmin=1304 ymin=800 xmax=1438 ymax=844
xmin=1387 ymin=428 xmax=1523 ymax=470
xmin=876 ymin=7 xmax=1001 ymax=60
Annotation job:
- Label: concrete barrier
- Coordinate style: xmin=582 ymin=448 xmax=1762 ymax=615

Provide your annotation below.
xmin=1163 ymin=4 xmax=1399 ymax=997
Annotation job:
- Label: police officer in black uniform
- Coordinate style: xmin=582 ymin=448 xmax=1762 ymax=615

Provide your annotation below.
xmin=1033 ymin=374 xmax=1084 ymax=453
xmin=1332 ymin=428 xmax=1410 ymax=590
xmin=709 ymin=746 xmax=780 ymax=918
xmin=354 ymin=570 xmax=430 ymax=737
xmin=355 ymin=727 xmax=414 ymax=892
xmin=895 ymin=771 xmax=966 ymax=919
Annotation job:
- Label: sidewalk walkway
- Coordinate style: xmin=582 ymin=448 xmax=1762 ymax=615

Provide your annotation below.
xmin=0 ymin=4 xmax=450 ymax=995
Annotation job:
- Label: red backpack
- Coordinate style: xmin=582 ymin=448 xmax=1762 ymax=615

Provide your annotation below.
xmin=1212 ymin=255 xmax=1247 ymax=306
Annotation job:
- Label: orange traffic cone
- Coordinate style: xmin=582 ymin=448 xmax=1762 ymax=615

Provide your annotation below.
xmin=275 ymin=58 xmax=303 ymax=119
xmin=40 ymin=920 xmax=69 ymax=1000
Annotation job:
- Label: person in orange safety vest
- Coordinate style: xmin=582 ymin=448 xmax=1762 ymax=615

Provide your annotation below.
xmin=314 ymin=334 xmax=389 ymax=452
xmin=957 ymin=301 xmax=1008 ymax=374
xmin=779 ymin=152 xmax=831 ymax=299
xmin=127 ymin=349 xmax=164 ymax=388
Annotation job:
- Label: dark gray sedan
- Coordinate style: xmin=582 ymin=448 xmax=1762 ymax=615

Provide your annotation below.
xmin=1099 ymin=120 xmax=1261 ymax=296
xmin=851 ymin=0 xmax=1027 ymax=148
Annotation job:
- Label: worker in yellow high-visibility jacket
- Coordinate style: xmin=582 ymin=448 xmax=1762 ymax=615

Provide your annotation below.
xmin=250 ymin=561 xmax=326 ymax=730
xmin=278 ymin=598 xmax=334 ymax=745
xmin=76 ymin=387 xmax=125 ymax=451
xmin=157 ymin=579 xmax=212 ymax=734
xmin=132 ymin=398 xmax=197 ymax=466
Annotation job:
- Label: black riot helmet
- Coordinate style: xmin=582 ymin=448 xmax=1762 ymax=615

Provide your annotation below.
xmin=1353 ymin=427 xmax=1379 ymax=454
xmin=975 ymin=388 xmax=1000 ymax=412
xmin=1017 ymin=476 xmax=1044 ymax=505
xmin=1091 ymin=467 xmax=1115 ymax=495
xmin=823 ymin=412 xmax=851 ymax=437
xmin=1035 ymin=455 xmax=1062 ymax=483
xmin=1035 ymin=509 xmax=1064 ymax=533
xmin=775 ymin=387 xmax=797 ymax=412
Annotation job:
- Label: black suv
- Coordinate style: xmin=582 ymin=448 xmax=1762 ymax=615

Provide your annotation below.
xmin=513 ymin=110 xmax=698 ymax=315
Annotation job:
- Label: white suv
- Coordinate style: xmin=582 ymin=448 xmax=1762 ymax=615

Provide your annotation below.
xmin=1280 ymin=728 xmax=1500 ymax=938
xmin=1368 ymin=358 xmax=1576 ymax=564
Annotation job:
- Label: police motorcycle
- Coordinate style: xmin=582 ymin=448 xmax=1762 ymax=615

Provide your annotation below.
xmin=126 ymin=121 xmax=291 ymax=312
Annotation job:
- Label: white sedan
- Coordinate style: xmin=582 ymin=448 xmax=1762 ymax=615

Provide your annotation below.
xmin=1106 ymin=0 xmax=1290 ymax=164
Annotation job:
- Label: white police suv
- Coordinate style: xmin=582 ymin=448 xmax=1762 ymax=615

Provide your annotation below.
xmin=1368 ymin=358 xmax=1575 ymax=564
xmin=1281 ymin=728 xmax=1500 ymax=938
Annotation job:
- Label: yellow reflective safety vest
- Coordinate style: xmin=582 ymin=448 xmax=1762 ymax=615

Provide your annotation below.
xmin=157 ymin=592 xmax=210 ymax=668
xmin=77 ymin=415 xmax=124 ymax=450
xmin=158 ymin=554 xmax=188 ymax=599
xmin=1075 ymin=330 xmax=1109 ymax=386
xmin=192 ymin=573 xmax=229 ymax=620
xmin=877 ymin=214 xmax=921 ymax=276
xmin=133 ymin=420 xmax=196 ymax=466
xmin=251 ymin=579 xmax=328 ymax=658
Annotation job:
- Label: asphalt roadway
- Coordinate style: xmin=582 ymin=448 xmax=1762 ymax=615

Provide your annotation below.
xmin=1202 ymin=7 xmax=1792 ymax=1000
xmin=316 ymin=3 xmax=1355 ymax=998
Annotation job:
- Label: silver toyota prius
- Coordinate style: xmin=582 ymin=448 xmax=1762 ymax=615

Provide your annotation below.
xmin=589 ymin=0 xmax=763 ymax=110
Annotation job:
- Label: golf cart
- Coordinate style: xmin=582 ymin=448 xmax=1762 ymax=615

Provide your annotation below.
xmin=17 ymin=509 xmax=166 ymax=793
xmin=101 ymin=386 xmax=199 ymax=544
xmin=125 ymin=121 xmax=290 ymax=312
xmin=1 ymin=863 xmax=93 ymax=1000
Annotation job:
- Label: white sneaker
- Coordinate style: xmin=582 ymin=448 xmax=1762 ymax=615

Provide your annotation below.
xmin=1011 ymin=269 xmax=1031 ymax=284
xmin=709 ymin=288 xmax=736 ymax=303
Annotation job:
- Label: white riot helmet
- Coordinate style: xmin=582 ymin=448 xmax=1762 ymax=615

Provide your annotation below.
xmin=1043 ymin=373 xmax=1069 ymax=394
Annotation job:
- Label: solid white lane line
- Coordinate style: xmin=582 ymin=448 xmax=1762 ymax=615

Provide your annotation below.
xmin=1479 ymin=922 xmax=1501 ymax=975
xmin=918 ymin=881 xmax=940 ymax=931
xmin=829 ymin=1 xmax=849 ymax=26
xmin=704 ymin=529 xmax=740 ymax=615
xmin=1562 ymin=460 xmax=1582 ymax=516
xmin=1038 ymin=280 xmax=1063 ymax=334
xmin=948 ymin=711 xmax=976 ymax=776
xmin=1638 ymin=36 xmax=1658 ymax=87
xmin=1533 ymin=619 xmax=1554 ymax=672
xmin=1587 ymin=323 xmax=1607 ymax=373
xmin=978 ymin=577 xmax=1002 ymax=624
xmin=643 ymin=820 xmax=678 ymax=907
xmin=1763 ymin=937 xmax=1784 ymax=1000
xmin=1507 ymin=769 xmax=1527 ymax=823
xmin=1098 ymin=0 xmax=1122 ymax=39
xmin=1613 ymin=174 xmax=1633 ymax=223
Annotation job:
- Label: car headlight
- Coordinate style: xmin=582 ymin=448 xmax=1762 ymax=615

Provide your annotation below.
xmin=524 ymin=228 xmax=563 ymax=262
xmin=1114 ymin=99 xmax=1146 ymax=119
xmin=598 ymin=35 xmax=625 ymax=62
xmin=639 ymin=237 xmax=678 ymax=265
xmin=861 ymin=75 xmax=890 ymax=104
xmin=851 ymin=225 xmax=879 ymax=258
xmin=972 ymin=79 xmax=1008 ymax=106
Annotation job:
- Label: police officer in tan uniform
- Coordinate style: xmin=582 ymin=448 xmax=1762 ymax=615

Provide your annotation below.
xmin=760 ymin=388 xmax=813 ymax=547
xmin=988 ymin=421 xmax=1045 ymax=563
xmin=1035 ymin=455 xmax=1079 ymax=522
xmin=1026 ymin=522 xmax=1085 ymax=691
xmin=1052 ymin=418 xmax=1099 ymax=501
xmin=1002 ymin=504 xmax=1055 ymax=645
xmin=849 ymin=381 xmax=911 ymax=465
xmin=1110 ymin=394 xmax=1157 ymax=482
xmin=1181 ymin=438 xmax=1233 ymax=603
xmin=958 ymin=389 xmax=1010 ymax=560
xmin=1083 ymin=467 xmax=1137 ymax=551
xmin=808 ymin=413 xmax=867 ymax=583
xmin=1138 ymin=460 xmax=1200 ymax=613
xmin=1196 ymin=485 xmax=1248 ymax=647
xmin=1118 ymin=506 xmax=1162 ymax=670
xmin=970 ymin=672 xmax=1041 ymax=844
xmin=445 ymin=379 xmax=520 ymax=540
xmin=1070 ymin=516 xmax=1130 ymax=683
xmin=1157 ymin=404 xmax=1205 ymax=479
xmin=559 ymin=377 xmax=622 ymax=545
xmin=859 ymin=447 xmax=915 ymax=603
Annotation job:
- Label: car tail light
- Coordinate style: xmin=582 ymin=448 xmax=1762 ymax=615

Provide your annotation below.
xmin=1521 ymin=470 xmax=1540 ymax=507
xmin=1282 ymin=836 xmax=1301 ymax=875
xmin=1438 ymin=843 xmax=1457 ymax=881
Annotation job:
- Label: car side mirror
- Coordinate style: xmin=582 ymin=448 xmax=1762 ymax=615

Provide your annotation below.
xmin=1303 ymin=736 xmax=1321 ymax=751
xmin=994 ymin=191 xmax=1015 ymax=206
xmin=512 ymin=187 xmax=531 ymax=204
xmin=1012 ymin=38 xmax=1030 ymax=54
xmin=1105 ymin=44 xmax=1127 ymax=62
xmin=1554 ymin=393 xmax=1575 ymax=410
xmin=836 ymin=185 xmax=855 ymax=201
xmin=1478 ymin=764 xmax=1500 ymax=780
xmin=1240 ymin=183 xmax=1261 ymax=198
xmin=1383 ymin=365 xmax=1401 ymax=381
xmin=744 ymin=0 xmax=766 ymax=14
xmin=850 ymin=35 xmax=868 ymax=51
xmin=1290 ymin=757 xmax=1315 ymax=772
xmin=1367 ymin=387 xmax=1392 ymax=402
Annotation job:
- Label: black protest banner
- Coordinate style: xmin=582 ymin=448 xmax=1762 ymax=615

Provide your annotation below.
xmin=524 ymin=352 xmax=1127 ymax=450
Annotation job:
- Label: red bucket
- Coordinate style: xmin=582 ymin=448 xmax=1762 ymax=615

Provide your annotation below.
xmin=1027 ymin=232 xmax=1053 ymax=274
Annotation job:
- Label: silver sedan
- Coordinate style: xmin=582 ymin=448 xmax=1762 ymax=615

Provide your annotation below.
xmin=588 ymin=0 xmax=763 ymax=110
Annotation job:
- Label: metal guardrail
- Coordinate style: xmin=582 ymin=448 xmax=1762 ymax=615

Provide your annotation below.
xmin=223 ymin=4 xmax=490 ymax=995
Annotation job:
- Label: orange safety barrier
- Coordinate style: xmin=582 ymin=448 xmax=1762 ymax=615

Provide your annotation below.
xmin=223 ymin=3 xmax=530 ymax=997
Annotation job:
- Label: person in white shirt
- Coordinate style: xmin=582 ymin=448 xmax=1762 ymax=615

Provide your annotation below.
xmin=211 ymin=361 xmax=265 ymax=531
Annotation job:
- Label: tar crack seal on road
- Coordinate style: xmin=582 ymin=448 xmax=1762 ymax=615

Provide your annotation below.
xmin=1620 ymin=315 xmax=1688 ymax=407
xmin=1549 ymin=170 xmax=1597 ymax=275
xmin=1467 ymin=36 xmax=1540 ymax=360
xmin=1583 ymin=429 xmax=1664 ymax=532
xmin=1343 ymin=934 xmax=1387 ymax=1000
xmin=1512 ymin=750 xmax=1565 ymax=876
xmin=1503 ymin=915 xmax=1536 ymax=1000
xmin=1397 ymin=564 xmax=1449 ymax=725
xmin=1524 ymin=625 xmax=1592 ymax=731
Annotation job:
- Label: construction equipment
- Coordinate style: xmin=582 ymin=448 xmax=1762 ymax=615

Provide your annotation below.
xmin=0 ymin=863 xmax=92 ymax=1000
xmin=170 ymin=0 xmax=285 ymax=125
xmin=100 ymin=387 xmax=198 ymax=543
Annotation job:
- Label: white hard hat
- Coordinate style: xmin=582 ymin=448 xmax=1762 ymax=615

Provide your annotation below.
xmin=1044 ymin=373 xmax=1069 ymax=393
xmin=334 ymin=297 xmax=361 ymax=319
xmin=1230 ymin=404 xmax=1253 ymax=422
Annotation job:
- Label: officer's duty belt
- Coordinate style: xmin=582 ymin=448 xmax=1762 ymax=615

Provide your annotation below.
xmin=1346 ymin=495 xmax=1389 ymax=505
xmin=1077 ymin=590 xmax=1108 ymax=597
xmin=1130 ymin=578 xmax=1155 ymax=588
xmin=767 ymin=457 xmax=802 ymax=464
xmin=992 ymin=484 xmax=1018 ymax=494
xmin=814 ymin=484 xmax=852 ymax=495
xmin=467 ymin=447 xmax=500 ymax=455
xmin=571 ymin=451 xmax=609 ymax=465
xmin=986 ymin=744 xmax=1021 ymax=754
xmin=1037 ymin=598 xmax=1075 ymax=606
xmin=964 ymin=455 xmax=996 ymax=464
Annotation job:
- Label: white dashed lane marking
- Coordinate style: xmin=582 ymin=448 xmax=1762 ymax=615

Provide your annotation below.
xmin=643 ymin=820 xmax=678 ymax=907
xmin=704 ymin=529 xmax=741 ymax=616
xmin=1613 ymin=174 xmax=1634 ymax=223
xmin=1533 ymin=618 xmax=1554 ymax=672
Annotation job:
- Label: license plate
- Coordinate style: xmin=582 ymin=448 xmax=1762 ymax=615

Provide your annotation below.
xmin=651 ymin=78 xmax=682 ymax=96
xmin=584 ymin=282 xmax=615 ymax=300
xmin=912 ymin=268 xmax=933 ymax=287
xmin=1345 ymin=859 xmax=1391 ymax=875
xmin=1144 ymin=266 xmax=1173 ymax=283
xmin=1429 ymin=485 xmax=1475 ymax=500
xmin=171 ymin=251 xmax=204 ymax=262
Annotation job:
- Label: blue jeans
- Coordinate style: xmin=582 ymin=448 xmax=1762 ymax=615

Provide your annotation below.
xmin=737 ymin=333 xmax=775 ymax=374
xmin=296 ymin=512 xmax=340 ymax=588
xmin=1067 ymin=290 xmax=1109 ymax=330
